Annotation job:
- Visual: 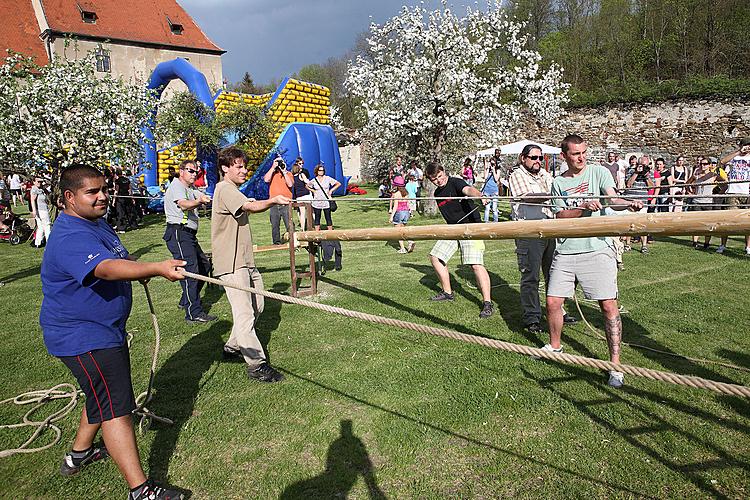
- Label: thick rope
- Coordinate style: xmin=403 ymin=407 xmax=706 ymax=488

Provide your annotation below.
xmin=132 ymin=282 xmax=174 ymax=433
xmin=0 ymin=383 xmax=80 ymax=458
xmin=182 ymin=271 xmax=750 ymax=398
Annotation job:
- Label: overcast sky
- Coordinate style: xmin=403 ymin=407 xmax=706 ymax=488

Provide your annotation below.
xmin=178 ymin=0 xmax=479 ymax=85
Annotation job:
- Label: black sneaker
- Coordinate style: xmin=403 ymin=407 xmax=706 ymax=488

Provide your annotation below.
xmin=430 ymin=291 xmax=454 ymax=301
xmin=129 ymin=479 xmax=184 ymax=500
xmin=479 ymin=301 xmax=494 ymax=319
xmin=186 ymin=313 xmax=217 ymax=324
xmin=222 ymin=347 xmax=243 ymax=362
xmin=524 ymin=323 xmax=543 ymax=334
xmin=563 ymin=314 xmax=578 ymax=325
xmin=60 ymin=442 xmax=109 ymax=476
xmin=247 ymin=363 xmax=285 ymax=383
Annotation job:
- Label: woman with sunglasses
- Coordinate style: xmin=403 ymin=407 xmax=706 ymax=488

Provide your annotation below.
xmin=306 ymin=164 xmax=341 ymax=231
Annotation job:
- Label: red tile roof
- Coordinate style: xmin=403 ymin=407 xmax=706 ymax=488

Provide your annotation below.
xmin=1 ymin=0 xmax=49 ymax=64
xmin=41 ymin=0 xmax=224 ymax=53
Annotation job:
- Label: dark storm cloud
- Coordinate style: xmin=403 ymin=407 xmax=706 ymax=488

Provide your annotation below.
xmin=178 ymin=0 xmax=478 ymax=85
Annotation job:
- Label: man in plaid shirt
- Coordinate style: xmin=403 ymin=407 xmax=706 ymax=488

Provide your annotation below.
xmin=508 ymin=144 xmax=576 ymax=334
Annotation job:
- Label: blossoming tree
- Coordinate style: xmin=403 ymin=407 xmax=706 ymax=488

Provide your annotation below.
xmin=0 ymin=51 xmax=155 ymax=205
xmin=346 ymin=1 xmax=569 ymax=212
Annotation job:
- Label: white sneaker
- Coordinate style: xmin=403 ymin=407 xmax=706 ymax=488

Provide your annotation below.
xmin=608 ymin=371 xmax=624 ymax=388
xmin=542 ymin=344 xmax=563 ymax=353
xmin=407 ymin=241 xmax=416 ymax=253
xmin=532 ymin=343 xmax=563 ymax=360
xmin=746 ymin=247 xmax=750 ymax=256
xmin=397 ymin=248 xmax=408 ymax=254
xmin=716 ymin=245 xmax=726 ymax=254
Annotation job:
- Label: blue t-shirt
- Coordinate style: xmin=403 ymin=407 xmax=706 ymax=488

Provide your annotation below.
xmin=40 ymin=212 xmax=132 ymax=356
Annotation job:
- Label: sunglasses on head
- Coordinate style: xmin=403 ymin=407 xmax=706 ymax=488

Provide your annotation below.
xmin=525 ymin=155 xmax=543 ymax=161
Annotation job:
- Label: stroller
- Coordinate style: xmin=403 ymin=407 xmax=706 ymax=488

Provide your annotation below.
xmin=0 ymin=202 xmax=35 ymax=245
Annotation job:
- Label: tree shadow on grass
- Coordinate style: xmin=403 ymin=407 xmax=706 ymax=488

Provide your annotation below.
xmin=129 ymin=243 xmax=160 ymax=260
xmin=319 ymin=274 xmax=479 ymax=336
xmin=254 ymin=282 xmax=287 ymax=363
xmin=0 ymin=264 xmax=41 ymax=285
xmin=573 ymin=299 xmax=740 ymax=385
xmin=280 ymin=419 xmax=386 ymax=500
xmin=147 ymin=320 xmax=227 ymax=482
xmin=522 ymin=365 xmax=750 ymax=498
xmin=279 ymin=367 xmax=658 ymax=498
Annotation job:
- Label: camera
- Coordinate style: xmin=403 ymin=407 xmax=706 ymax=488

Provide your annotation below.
xmin=275 ymin=158 xmax=286 ymax=170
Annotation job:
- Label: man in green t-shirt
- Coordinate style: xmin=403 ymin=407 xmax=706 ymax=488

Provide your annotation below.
xmin=544 ymin=134 xmax=642 ymax=389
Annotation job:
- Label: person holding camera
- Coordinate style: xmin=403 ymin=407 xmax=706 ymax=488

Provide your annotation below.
xmin=263 ymin=157 xmax=294 ymax=245
xmin=626 ymin=155 xmax=654 ymax=253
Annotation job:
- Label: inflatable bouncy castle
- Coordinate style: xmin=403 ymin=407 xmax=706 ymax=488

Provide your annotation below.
xmin=141 ymin=58 xmax=348 ymax=198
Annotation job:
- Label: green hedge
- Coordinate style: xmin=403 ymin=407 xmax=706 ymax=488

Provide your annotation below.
xmin=566 ymin=76 xmax=750 ymax=108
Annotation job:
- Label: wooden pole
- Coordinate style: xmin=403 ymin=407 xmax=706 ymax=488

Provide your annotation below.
xmin=296 ymin=209 xmax=750 ymax=242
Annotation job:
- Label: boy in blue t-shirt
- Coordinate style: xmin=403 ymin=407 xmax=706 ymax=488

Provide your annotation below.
xmin=41 ymin=164 xmax=186 ymax=500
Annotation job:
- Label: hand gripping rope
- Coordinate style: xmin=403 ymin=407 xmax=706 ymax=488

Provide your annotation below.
xmin=181 ymin=271 xmax=750 ymax=398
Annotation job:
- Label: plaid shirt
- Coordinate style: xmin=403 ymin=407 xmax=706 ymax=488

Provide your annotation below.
xmin=508 ymin=166 xmax=554 ymax=220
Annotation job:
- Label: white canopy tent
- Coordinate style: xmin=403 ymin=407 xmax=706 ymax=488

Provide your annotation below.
xmin=476 ymin=139 xmax=561 ymax=157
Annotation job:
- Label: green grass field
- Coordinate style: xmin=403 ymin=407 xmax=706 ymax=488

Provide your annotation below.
xmin=1 ymin=195 xmax=749 ymax=499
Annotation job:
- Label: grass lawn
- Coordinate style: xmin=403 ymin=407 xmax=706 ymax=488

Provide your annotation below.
xmin=1 ymin=193 xmax=749 ymax=499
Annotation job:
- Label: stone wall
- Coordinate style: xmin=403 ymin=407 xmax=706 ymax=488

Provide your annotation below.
xmin=518 ymin=98 xmax=750 ymax=163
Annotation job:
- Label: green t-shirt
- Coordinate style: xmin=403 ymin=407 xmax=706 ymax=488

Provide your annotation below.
xmin=551 ymin=165 xmax=615 ymax=254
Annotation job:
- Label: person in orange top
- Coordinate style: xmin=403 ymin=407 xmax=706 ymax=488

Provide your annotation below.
xmin=263 ymin=157 xmax=294 ymax=244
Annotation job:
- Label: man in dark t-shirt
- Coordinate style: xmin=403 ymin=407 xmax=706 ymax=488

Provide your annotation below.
xmin=425 ymin=162 xmax=493 ymax=319
xmin=113 ymin=169 xmax=135 ymax=233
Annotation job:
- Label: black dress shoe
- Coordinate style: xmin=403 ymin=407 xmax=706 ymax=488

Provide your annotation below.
xmin=563 ymin=314 xmax=578 ymax=325
xmin=524 ymin=323 xmax=543 ymax=334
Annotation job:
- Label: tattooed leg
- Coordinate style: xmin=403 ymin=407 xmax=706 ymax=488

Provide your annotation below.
xmin=600 ymin=299 xmax=622 ymax=364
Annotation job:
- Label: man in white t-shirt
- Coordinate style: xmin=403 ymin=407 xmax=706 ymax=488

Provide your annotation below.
xmin=9 ymin=173 xmax=22 ymax=206
xmin=716 ymin=137 xmax=750 ymax=255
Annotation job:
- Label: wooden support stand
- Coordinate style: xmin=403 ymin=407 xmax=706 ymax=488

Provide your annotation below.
xmin=288 ymin=202 xmax=317 ymax=297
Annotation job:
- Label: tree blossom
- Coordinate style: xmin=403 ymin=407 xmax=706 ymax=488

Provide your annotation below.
xmin=346 ymin=0 xmax=569 ymax=207
xmin=0 ymin=50 xmax=156 ymax=203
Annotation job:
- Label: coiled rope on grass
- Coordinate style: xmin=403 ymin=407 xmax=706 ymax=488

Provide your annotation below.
xmin=182 ymin=271 xmax=750 ymax=398
xmin=0 ymin=384 xmax=80 ymax=458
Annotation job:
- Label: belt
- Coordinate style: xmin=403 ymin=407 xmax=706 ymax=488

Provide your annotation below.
xmin=167 ymin=223 xmax=197 ymax=235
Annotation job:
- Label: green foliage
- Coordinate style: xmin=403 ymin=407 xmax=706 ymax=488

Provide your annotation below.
xmin=514 ymin=0 xmax=750 ymax=106
xmin=155 ymin=92 xmax=276 ymax=160
xmin=568 ymin=75 xmax=750 ymax=107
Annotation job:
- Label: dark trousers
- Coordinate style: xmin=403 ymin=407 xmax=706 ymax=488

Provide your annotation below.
xmin=115 ymin=198 xmax=135 ymax=230
xmin=322 ymin=240 xmax=342 ymax=270
xmin=164 ymin=225 xmax=210 ymax=320
xmin=269 ymin=204 xmax=290 ymax=245
xmin=515 ymin=238 xmax=556 ymax=326
xmin=313 ymin=208 xmax=333 ymax=228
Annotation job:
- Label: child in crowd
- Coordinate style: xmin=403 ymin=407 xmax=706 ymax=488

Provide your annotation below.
xmin=405 ymin=174 xmax=419 ymax=212
xmin=388 ymin=175 xmax=415 ymax=254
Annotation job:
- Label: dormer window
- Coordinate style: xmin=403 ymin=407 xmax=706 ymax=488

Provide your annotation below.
xmin=166 ymin=16 xmax=183 ymax=35
xmin=77 ymin=2 xmax=97 ymax=23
